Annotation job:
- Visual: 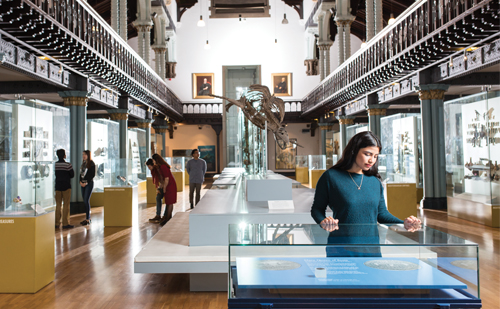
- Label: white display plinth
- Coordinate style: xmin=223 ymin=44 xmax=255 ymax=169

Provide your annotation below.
xmin=245 ymin=176 xmax=292 ymax=202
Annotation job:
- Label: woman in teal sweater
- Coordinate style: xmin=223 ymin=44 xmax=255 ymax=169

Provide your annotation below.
xmin=311 ymin=131 xmax=421 ymax=231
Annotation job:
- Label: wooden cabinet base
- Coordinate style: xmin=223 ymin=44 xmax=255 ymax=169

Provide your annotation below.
xmin=0 ymin=212 xmax=55 ymax=293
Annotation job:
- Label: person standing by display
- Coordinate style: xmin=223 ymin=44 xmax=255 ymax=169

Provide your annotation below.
xmin=186 ymin=149 xmax=207 ymax=209
xmin=311 ymin=131 xmax=421 ymax=232
xmin=80 ymin=150 xmax=95 ymax=226
xmin=145 ymin=159 xmax=165 ymax=223
xmin=55 ymin=149 xmax=75 ymax=229
xmin=152 ymin=154 xmax=177 ymax=226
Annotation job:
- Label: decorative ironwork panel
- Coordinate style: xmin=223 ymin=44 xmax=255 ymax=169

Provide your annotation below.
xmin=36 ymin=57 xmax=48 ymax=77
xmin=439 ymin=63 xmax=449 ymax=78
xmin=49 ymin=63 xmax=63 ymax=83
xmin=16 ymin=47 xmax=35 ymax=71
xmin=400 ymin=78 xmax=412 ymax=95
xmin=466 ymin=48 xmax=482 ymax=70
xmin=483 ymin=39 xmax=500 ymax=63
xmin=378 ymin=90 xmax=385 ymax=102
xmin=449 ymin=55 xmax=466 ymax=76
xmin=0 ymin=40 xmax=16 ymax=63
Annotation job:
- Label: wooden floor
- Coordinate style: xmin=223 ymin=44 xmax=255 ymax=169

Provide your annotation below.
xmin=0 ymin=185 xmax=499 ymax=308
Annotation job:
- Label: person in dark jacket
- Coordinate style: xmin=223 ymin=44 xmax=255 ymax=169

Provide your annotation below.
xmin=80 ymin=150 xmax=95 ymax=226
xmin=55 ymin=149 xmax=75 ymax=229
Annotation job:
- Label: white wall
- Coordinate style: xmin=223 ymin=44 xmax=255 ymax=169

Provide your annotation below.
xmin=127 ymin=1 xmax=364 ymax=101
xmin=268 ymin=123 xmax=320 ymax=171
xmin=167 ymin=0 xmax=321 ymax=103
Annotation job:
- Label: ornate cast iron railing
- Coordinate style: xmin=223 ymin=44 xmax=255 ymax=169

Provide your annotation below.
xmin=0 ymin=0 xmax=183 ymax=119
xmin=301 ymin=0 xmax=499 ymax=118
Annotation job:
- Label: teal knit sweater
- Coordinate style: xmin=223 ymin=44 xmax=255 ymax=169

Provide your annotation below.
xmin=311 ymin=168 xmax=404 ymax=224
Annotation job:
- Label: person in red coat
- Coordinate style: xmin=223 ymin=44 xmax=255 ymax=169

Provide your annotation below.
xmin=152 ymin=154 xmax=177 ymax=226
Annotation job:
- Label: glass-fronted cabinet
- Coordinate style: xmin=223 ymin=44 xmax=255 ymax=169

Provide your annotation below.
xmin=307 ymin=155 xmax=326 ymax=170
xmin=0 ymin=99 xmax=69 ymax=216
xmin=346 ymin=123 xmax=368 ymax=142
xmin=128 ymin=128 xmax=147 ymax=180
xmin=445 ymin=91 xmax=500 ymax=227
xmin=228 ymin=223 xmax=480 ymax=308
xmin=87 ymin=119 xmax=120 ymax=192
xmin=379 ymin=114 xmax=422 ymax=187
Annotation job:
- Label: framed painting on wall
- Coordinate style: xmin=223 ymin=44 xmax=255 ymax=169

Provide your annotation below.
xmin=275 ymin=138 xmax=297 ymax=170
xmin=198 ymin=145 xmax=216 ymax=172
xmin=193 ymin=73 xmax=214 ymax=99
xmin=271 ymin=73 xmax=292 ymax=96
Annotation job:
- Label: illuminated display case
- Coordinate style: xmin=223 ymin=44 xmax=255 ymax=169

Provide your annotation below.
xmin=307 ymin=155 xmax=326 ymax=170
xmin=445 ymin=91 xmax=500 ymax=227
xmin=295 ymin=155 xmax=308 ymax=184
xmin=87 ymin=119 xmax=120 ymax=192
xmin=379 ymin=114 xmax=422 ymax=186
xmin=346 ymin=123 xmax=368 ymax=143
xmin=228 ymin=223 xmax=480 ymax=308
xmin=0 ymin=99 xmax=69 ymax=216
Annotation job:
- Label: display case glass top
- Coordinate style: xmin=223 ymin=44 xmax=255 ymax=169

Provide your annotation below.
xmin=228 ymin=223 xmax=480 ymax=307
xmin=295 ymin=155 xmax=308 ymax=168
xmin=165 ymin=157 xmax=185 ymax=172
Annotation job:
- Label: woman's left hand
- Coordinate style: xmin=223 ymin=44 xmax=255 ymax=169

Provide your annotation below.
xmin=404 ymin=215 xmax=422 ymax=232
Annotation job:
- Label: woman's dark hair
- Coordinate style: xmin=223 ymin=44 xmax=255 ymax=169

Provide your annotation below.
xmin=332 ymin=131 xmax=382 ymax=179
xmin=83 ymin=150 xmax=92 ymax=169
xmin=145 ymin=159 xmax=154 ymax=166
xmin=152 ymin=153 xmax=171 ymax=169
xmin=191 ymin=149 xmax=198 ymax=156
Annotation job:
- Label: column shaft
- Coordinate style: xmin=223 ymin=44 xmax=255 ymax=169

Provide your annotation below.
xmin=325 ymin=48 xmax=331 ymax=77
xmin=144 ymin=31 xmax=151 ymax=65
xmin=344 ymin=21 xmax=352 ymax=61
xmin=69 ymin=105 xmax=86 ymax=203
xmin=138 ymin=30 xmax=145 ymax=59
xmin=337 ymin=23 xmax=345 ymax=65
xmin=161 ymin=132 xmax=166 ymax=157
xmin=119 ymin=119 xmax=128 ymax=160
xmin=375 ymin=0 xmax=383 ymax=35
xmin=111 ymin=0 xmax=119 ymax=34
xmin=366 ymin=0 xmax=375 ymax=40
xmin=120 ymin=0 xmax=127 ymax=41
xmin=319 ymin=50 xmax=325 ymax=80
xmin=420 ymin=99 xmax=435 ymax=199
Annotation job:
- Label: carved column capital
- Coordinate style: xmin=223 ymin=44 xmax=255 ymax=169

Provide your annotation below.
xmin=136 ymin=119 xmax=154 ymax=129
xmin=58 ymin=91 xmax=90 ymax=107
xmin=153 ymin=126 xmax=169 ymax=134
xmin=336 ymin=116 xmax=355 ymax=125
xmin=414 ymin=84 xmax=450 ymax=100
xmin=365 ymin=104 xmax=389 ymax=116
xmin=304 ymin=59 xmax=319 ymax=76
xmin=108 ymin=109 xmax=129 ymax=121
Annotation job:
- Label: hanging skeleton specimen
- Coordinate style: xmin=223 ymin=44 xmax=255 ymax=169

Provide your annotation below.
xmin=210 ymin=84 xmax=301 ymax=150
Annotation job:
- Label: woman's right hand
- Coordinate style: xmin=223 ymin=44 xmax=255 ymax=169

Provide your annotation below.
xmin=320 ymin=217 xmax=339 ymax=232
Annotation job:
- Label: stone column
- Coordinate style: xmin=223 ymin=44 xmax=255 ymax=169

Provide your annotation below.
xmin=120 ymin=0 xmax=128 ymax=41
xmin=133 ymin=23 xmax=153 ymax=65
xmin=108 ymin=109 xmax=129 ymax=160
xmin=154 ymin=126 xmax=168 ymax=157
xmin=375 ymin=0 xmax=383 ymax=35
xmin=136 ymin=120 xmax=154 ymax=158
xmin=366 ymin=104 xmax=389 ymax=138
xmin=344 ymin=20 xmax=354 ymax=61
xmin=414 ymin=84 xmax=450 ymax=210
xmin=58 ymin=91 xmax=89 ymax=204
xmin=318 ymin=43 xmax=333 ymax=78
xmin=366 ymin=0 xmax=375 ymax=40
xmin=153 ymin=47 xmax=167 ymax=79
xmin=336 ymin=116 xmax=355 ymax=157
xmin=111 ymin=0 xmax=119 ymax=35
xmin=336 ymin=21 xmax=345 ymax=65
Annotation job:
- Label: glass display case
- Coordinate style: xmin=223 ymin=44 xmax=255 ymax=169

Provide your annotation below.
xmin=307 ymin=155 xmax=326 ymax=170
xmin=346 ymin=123 xmax=368 ymax=143
xmin=0 ymin=99 xmax=69 ymax=216
xmin=228 ymin=223 xmax=480 ymax=308
xmin=444 ymin=91 xmax=500 ymax=227
xmin=164 ymin=157 xmax=185 ymax=172
xmin=379 ymin=113 xmax=422 ymax=186
xmin=128 ymin=128 xmax=147 ymax=179
xmin=87 ymin=119 xmax=120 ymax=192
xmin=295 ymin=155 xmax=308 ymax=169
xmin=105 ymin=158 xmax=139 ymax=187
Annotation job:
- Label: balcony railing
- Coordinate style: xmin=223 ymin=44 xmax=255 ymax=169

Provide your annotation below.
xmin=0 ymin=0 xmax=183 ymax=118
xmin=301 ymin=0 xmax=499 ymax=117
xmin=182 ymin=101 xmax=302 ymax=114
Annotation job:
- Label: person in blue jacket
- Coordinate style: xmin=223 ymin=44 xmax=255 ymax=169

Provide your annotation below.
xmin=311 ymin=131 xmax=421 ymax=232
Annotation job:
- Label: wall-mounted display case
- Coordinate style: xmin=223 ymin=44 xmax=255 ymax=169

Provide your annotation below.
xmin=228 ymin=223 xmax=480 ymax=308
xmin=379 ymin=114 xmax=422 ymax=187
xmin=445 ymin=91 xmax=500 ymax=227
xmin=346 ymin=123 xmax=368 ymax=143
xmin=128 ymin=128 xmax=147 ymax=178
xmin=87 ymin=119 xmax=120 ymax=192
xmin=0 ymin=99 xmax=69 ymax=215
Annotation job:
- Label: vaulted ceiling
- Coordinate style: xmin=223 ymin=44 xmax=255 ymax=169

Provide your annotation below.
xmin=86 ymin=0 xmax=414 ymax=42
